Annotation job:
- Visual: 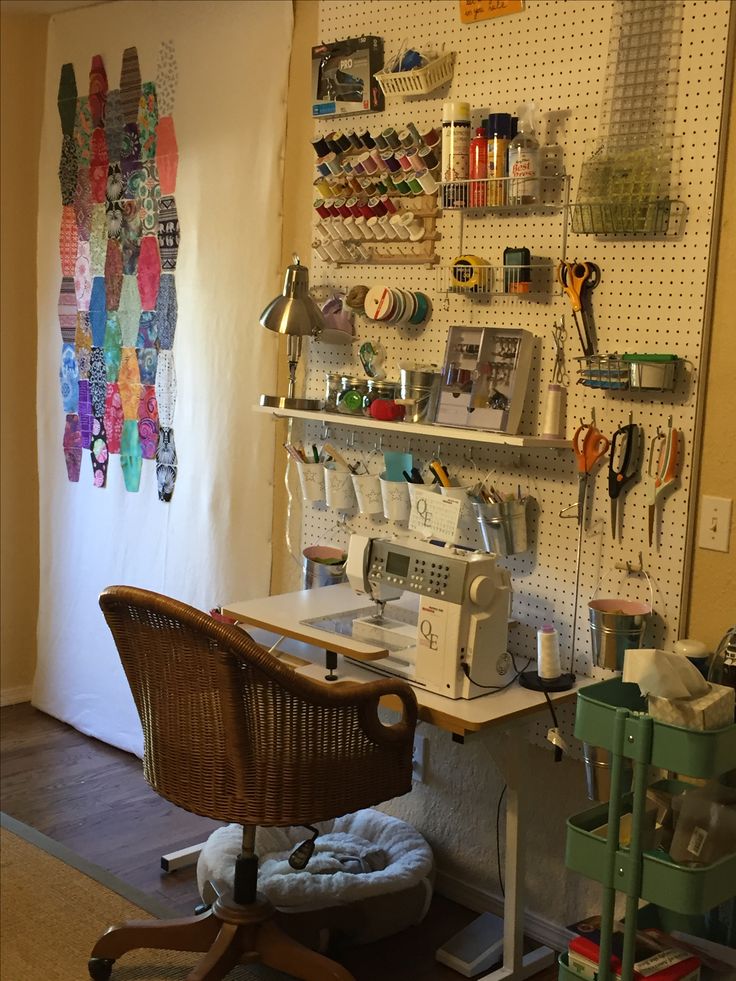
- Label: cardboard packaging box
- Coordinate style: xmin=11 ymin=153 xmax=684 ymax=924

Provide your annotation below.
xmin=568 ymin=933 xmax=700 ymax=981
xmin=311 ymin=36 xmax=384 ymax=118
xmin=647 ymin=683 xmax=735 ymax=731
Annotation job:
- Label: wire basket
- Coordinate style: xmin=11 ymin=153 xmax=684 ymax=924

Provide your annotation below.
xmin=374 ymin=52 xmax=455 ymax=98
xmin=577 ymin=354 xmax=629 ymax=390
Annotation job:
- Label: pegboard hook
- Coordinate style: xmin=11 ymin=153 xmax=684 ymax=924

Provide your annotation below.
xmin=346 ymin=430 xmax=355 ymax=449
xmin=321 ymin=422 xmax=330 ymax=441
xmin=374 ymin=434 xmax=384 ymax=454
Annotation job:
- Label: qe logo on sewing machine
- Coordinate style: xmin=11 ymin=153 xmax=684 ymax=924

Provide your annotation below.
xmin=419 ymin=618 xmax=438 ymax=651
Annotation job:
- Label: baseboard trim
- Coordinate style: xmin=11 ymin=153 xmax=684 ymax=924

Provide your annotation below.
xmin=0 ymin=686 xmax=32 ymax=707
xmin=434 ymin=869 xmax=574 ymax=954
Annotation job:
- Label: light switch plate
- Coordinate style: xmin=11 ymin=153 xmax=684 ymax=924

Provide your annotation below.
xmin=698 ymin=496 xmax=732 ymax=552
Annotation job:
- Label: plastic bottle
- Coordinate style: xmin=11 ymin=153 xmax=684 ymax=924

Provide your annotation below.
xmin=441 ymin=101 xmax=471 ymax=208
xmin=508 ymin=103 xmax=541 ymax=205
xmin=486 ymin=112 xmax=511 ymax=206
xmin=468 ymin=127 xmax=488 ymax=207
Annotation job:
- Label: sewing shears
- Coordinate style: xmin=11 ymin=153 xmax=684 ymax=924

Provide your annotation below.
xmin=573 ymin=420 xmax=610 ymax=526
xmin=647 ymin=417 xmax=680 ymax=548
xmin=557 ymin=261 xmax=599 ymax=358
xmin=608 ymin=417 xmax=640 ymax=539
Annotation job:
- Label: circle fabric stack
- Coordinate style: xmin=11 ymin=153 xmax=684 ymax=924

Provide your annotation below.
xmin=363 ymin=285 xmax=431 ymax=326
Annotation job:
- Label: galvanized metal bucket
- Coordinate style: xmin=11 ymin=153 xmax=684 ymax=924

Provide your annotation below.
xmin=302 ymin=546 xmax=347 ymax=589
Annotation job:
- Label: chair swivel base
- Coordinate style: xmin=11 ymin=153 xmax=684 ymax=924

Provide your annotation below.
xmin=88 ymin=889 xmax=355 ymax=981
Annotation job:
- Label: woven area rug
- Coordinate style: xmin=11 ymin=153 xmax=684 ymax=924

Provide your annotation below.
xmin=0 ymin=813 xmax=294 ymax=981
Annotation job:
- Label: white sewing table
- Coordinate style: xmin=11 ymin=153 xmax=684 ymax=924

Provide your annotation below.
xmin=216 ymin=583 xmax=594 ymax=981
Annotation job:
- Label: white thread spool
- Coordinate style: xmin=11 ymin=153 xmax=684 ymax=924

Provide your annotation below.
xmin=537 ymin=623 xmax=561 ymax=680
xmin=542 ymin=383 xmax=566 ymax=439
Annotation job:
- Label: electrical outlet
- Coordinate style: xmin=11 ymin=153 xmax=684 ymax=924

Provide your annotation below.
xmin=412 ymin=733 xmax=428 ymax=783
xmin=698 ymin=496 xmax=732 ymax=553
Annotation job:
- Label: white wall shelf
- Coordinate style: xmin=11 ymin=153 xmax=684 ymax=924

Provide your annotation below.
xmin=255 ymin=405 xmax=569 ymax=449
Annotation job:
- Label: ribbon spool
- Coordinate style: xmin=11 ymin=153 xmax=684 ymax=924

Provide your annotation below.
xmin=451 ymin=255 xmax=487 ymax=291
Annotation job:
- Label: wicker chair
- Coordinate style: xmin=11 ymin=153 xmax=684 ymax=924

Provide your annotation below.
xmin=89 ymin=586 xmax=418 ymax=981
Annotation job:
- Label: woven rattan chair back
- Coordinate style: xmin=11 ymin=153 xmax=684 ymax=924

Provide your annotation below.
xmin=99 ymin=586 xmax=418 ymax=828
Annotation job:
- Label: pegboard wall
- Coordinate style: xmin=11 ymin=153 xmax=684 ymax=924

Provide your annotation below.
xmin=282 ymin=0 xmax=732 ymax=745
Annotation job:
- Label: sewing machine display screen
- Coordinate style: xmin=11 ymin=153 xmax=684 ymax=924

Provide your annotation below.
xmin=386 ymin=551 xmax=410 ymax=578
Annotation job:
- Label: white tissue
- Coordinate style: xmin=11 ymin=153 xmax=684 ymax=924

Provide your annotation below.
xmin=622 ymin=648 xmax=710 ymax=700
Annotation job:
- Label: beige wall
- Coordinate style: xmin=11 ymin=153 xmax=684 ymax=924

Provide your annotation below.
xmin=270 ymin=0 xmax=319 ymax=595
xmin=687 ymin=69 xmax=736 ymax=650
xmin=1 ymin=12 xmax=46 ymax=701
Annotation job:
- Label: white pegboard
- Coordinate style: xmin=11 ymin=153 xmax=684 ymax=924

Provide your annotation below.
xmin=287 ymin=0 xmax=732 ymax=750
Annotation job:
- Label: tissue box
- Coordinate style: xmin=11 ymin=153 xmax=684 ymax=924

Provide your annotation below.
xmin=647 ymin=683 xmax=735 ymax=731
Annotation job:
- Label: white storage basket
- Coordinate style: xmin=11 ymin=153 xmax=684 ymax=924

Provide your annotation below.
xmin=375 ymin=52 xmax=455 ymax=98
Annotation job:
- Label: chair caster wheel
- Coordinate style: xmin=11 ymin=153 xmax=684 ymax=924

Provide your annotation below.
xmin=194 ymin=902 xmax=211 ymax=916
xmin=88 ymin=957 xmax=114 ymax=980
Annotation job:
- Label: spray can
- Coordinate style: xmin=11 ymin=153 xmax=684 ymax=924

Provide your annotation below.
xmin=468 ymin=127 xmax=488 ymax=207
xmin=441 ymin=101 xmax=471 ymax=208
xmin=486 ymin=112 xmax=511 ymax=206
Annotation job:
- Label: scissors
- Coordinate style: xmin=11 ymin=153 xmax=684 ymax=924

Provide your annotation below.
xmin=551 ymin=316 xmax=568 ymax=385
xmin=573 ymin=421 xmax=610 ymax=526
xmin=557 ymin=261 xmax=600 ymax=358
xmin=647 ymin=418 xmax=680 ymax=548
xmin=608 ymin=417 xmax=640 ymax=539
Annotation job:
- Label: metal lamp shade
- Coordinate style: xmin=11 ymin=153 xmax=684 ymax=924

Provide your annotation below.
xmin=259 ymin=257 xmax=324 ymax=410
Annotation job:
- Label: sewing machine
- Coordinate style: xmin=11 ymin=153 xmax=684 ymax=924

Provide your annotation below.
xmin=344 ymin=535 xmax=512 ymax=699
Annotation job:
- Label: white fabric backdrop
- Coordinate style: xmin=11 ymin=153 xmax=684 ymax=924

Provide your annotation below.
xmin=33 ymin=0 xmax=292 ymax=755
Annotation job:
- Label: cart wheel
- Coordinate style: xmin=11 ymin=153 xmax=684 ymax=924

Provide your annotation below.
xmin=88 ymin=957 xmax=114 ymax=980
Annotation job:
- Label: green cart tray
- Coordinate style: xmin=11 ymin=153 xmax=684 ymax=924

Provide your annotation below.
xmin=566 ymin=787 xmax=736 ymax=915
xmin=574 ymin=678 xmax=736 ymax=778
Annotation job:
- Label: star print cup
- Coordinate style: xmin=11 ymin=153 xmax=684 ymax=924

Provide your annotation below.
xmin=379 ymin=473 xmax=411 ymax=522
xmin=296 ymin=460 xmax=325 ymax=504
xmin=324 ymin=465 xmax=356 ymax=511
xmin=351 ymin=472 xmax=383 ymax=514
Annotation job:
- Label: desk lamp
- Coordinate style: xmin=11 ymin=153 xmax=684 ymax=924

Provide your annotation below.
xmin=259 ymin=255 xmax=324 ymax=410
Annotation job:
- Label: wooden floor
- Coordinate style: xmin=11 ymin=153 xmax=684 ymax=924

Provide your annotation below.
xmin=0 ymin=703 xmax=559 ymax=981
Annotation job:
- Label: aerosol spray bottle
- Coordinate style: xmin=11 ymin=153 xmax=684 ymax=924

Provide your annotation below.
xmin=441 ymin=101 xmax=471 ymax=208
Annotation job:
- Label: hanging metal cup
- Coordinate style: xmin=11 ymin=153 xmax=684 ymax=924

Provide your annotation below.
xmin=472 ymin=499 xmax=529 ymax=555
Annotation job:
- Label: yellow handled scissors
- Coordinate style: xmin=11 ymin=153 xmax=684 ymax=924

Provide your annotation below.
xmin=557 ymin=261 xmax=599 ymax=358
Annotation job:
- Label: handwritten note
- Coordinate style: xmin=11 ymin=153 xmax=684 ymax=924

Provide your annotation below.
xmin=459 ymin=0 xmax=524 ymax=24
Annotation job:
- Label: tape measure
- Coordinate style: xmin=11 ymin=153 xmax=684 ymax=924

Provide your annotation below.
xmin=451 ymin=255 xmax=487 ymax=291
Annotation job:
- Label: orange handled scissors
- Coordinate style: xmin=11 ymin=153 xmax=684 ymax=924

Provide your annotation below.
xmin=647 ymin=418 xmax=680 ymax=548
xmin=573 ymin=422 xmax=610 ymax=526
xmin=557 ymin=261 xmax=599 ymax=358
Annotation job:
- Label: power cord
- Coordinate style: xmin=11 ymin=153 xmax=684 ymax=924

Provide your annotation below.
xmin=543 ymin=689 xmax=563 ymax=762
xmin=460 ymin=652 xmax=532 ymax=692
xmin=496 ymin=784 xmax=506 ymax=897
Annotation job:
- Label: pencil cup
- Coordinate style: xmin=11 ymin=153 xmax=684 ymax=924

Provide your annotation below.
xmin=379 ymin=474 xmax=411 ymax=522
xmin=472 ymin=499 xmax=529 ymax=555
xmin=324 ymin=466 xmax=356 ymax=510
xmin=351 ymin=472 xmax=383 ymax=514
xmin=296 ymin=460 xmax=325 ymax=504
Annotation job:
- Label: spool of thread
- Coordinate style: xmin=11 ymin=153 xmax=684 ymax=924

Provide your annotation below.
xmin=537 ymin=624 xmax=561 ymax=680
xmin=542 ymin=383 xmax=566 ymax=439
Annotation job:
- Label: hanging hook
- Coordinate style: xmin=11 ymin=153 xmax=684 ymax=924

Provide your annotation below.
xmin=346 ymin=430 xmax=355 ymax=449
xmin=374 ymin=434 xmax=384 ymax=453
xmin=625 ymin=551 xmax=645 ymax=576
xmin=321 ymin=422 xmax=330 ymax=441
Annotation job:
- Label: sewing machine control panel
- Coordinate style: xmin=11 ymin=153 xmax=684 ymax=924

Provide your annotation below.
xmin=367 ymin=541 xmax=475 ymax=605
